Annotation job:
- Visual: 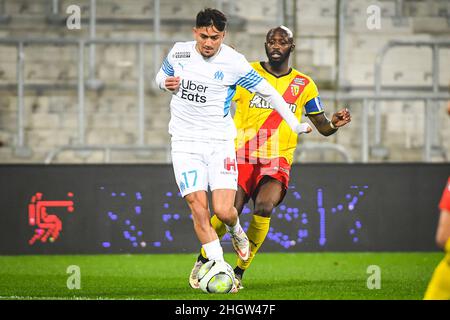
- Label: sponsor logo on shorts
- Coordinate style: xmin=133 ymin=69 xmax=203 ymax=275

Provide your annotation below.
xmin=220 ymin=171 xmax=237 ymax=176
xmin=221 ymin=158 xmax=237 ymax=176
xmin=224 ymin=157 xmax=237 ymax=172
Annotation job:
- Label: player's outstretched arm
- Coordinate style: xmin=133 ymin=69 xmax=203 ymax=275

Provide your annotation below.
xmin=308 ymin=108 xmax=351 ymax=136
xmin=254 ymin=80 xmax=312 ymax=135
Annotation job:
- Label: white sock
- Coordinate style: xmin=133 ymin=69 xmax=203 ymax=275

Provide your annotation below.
xmin=225 ymin=217 xmax=241 ymax=234
xmin=202 ymin=239 xmax=224 ymax=261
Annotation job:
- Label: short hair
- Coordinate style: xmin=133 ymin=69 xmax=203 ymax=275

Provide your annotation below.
xmin=196 ymin=8 xmax=227 ymax=32
xmin=266 ymin=25 xmax=294 ymax=42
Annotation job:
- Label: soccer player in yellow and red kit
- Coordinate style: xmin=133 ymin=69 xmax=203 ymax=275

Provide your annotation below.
xmin=424 ymin=141 xmax=450 ymax=297
xmin=188 ymin=26 xmax=351 ymax=289
xmin=423 ymin=104 xmax=450 ymax=299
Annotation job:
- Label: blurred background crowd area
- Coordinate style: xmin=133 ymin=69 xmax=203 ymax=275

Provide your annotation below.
xmin=0 ymin=0 xmax=449 ymax=164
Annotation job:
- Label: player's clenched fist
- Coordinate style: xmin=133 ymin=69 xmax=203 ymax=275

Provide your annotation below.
xmin=165 ymin=76 xmax=181 ymax=92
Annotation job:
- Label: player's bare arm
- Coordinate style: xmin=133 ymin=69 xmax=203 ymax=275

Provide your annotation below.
xmin=307 ymin=108 xmax=351 ymax=136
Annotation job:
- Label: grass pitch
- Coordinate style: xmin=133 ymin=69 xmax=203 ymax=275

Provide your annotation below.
xmin=0 ymin=252 xmax=442 ymax=300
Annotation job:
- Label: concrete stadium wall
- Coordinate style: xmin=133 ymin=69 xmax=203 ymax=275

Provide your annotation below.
xmin=0 ymin=163 xmax=448 ymax=254
xmin=0 ymin=0 xmax=449 ymax=163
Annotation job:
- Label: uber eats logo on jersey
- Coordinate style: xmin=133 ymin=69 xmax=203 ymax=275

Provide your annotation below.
xmin=250 ymin=94 xmax=297 ymax=113
xmin=180 ymin=79 xmax=207 ymax=103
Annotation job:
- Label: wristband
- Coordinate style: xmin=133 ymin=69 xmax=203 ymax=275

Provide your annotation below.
xmin=330 ymin=121 xmax=337 ymax=129
xmin=295 ymin=122 xmax=312 ymax=134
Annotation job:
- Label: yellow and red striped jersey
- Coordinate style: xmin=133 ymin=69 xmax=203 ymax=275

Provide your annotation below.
xmin=233 ymin=61 xmax=324 ymax=165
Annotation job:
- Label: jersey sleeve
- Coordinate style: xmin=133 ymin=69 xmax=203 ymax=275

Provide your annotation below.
xmin=160 ymin=46 xmax=175 ymax=77
xmin=232 ymin=54 xmax=308 ymax=134
xmin=155 ymin=45 xmax=176 ymax=91
xmin=303 ymin=79 xmax=324 ymax=115
xmin=439 ymin=177 xmax=450 ymax=211
xmin=233 ymin=55 xmax=264 ymax=93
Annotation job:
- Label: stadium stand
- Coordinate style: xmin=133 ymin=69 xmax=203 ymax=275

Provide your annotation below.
xmin=0 ymin=0 xmax=448 ymax=163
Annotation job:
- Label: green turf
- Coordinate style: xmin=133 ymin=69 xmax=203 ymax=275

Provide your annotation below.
xmin=0 ymin=252 xmax=443 ymax=300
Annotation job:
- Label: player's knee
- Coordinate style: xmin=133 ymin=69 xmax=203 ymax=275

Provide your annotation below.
xmin=436 ymin=233 xmax=448 ymax=250
xmin=193 ymin=219 xmax=211 ymax=233
xmin=214 ymin=204 xmax=236 ymax=225
xmin=254 ymin=200 xmax=274 ymax=218
xmin=190 ymin=210 xmax=213 ymax=232
xmin=185 ymin=194 xmax=207 ymax=212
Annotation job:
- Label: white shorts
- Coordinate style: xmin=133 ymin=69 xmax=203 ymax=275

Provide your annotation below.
xmin=171 ymin=140 xmax=238 ymax=197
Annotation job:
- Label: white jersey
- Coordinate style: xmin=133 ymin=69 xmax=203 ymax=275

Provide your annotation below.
xmin=156 ymin=41 xmax=307 ymax=143
xmin=156 ymin=41 xmax=264 ymax=142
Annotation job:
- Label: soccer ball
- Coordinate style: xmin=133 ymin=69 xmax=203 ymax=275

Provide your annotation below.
xmin=197 ymin=260 xmax=235 ymax=294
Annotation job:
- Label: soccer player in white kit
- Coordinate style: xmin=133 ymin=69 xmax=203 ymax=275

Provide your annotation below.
xmin=155 ymin=8 xmax=311 ymax=289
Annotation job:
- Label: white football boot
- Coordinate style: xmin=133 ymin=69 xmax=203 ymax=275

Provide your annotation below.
xmin=229 ymin=226 xmax=250 ymax=261
xmin=188 ymin=260 xmax=204 ymax=289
